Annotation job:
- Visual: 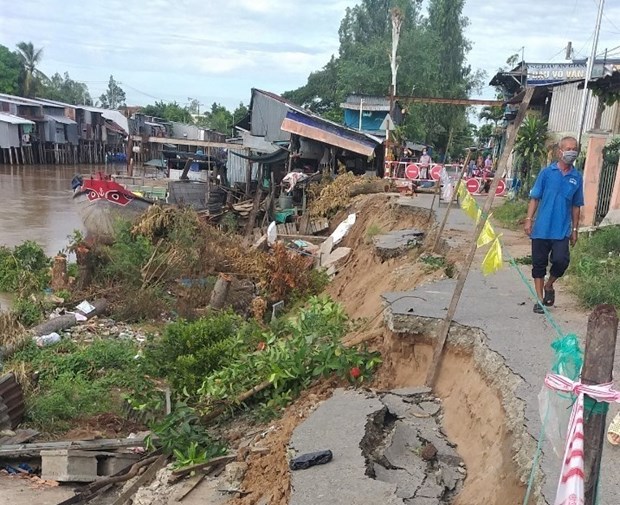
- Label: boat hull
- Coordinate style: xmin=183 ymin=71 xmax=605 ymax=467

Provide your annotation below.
xmin=73 ymin=177 xmax=153 ymax=241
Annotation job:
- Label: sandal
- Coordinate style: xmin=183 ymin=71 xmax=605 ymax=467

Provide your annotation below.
xmin=607 ymin=412 xmax=620 ymax=446
xmin=533 ymin=303 xmax=544 ymax=314
xmin=543 ymin=287 xmax=555 ymax=307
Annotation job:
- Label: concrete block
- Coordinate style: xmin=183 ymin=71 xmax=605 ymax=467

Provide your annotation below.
xmin=41 ymin=449 xmax=98 ymax=482
xmin=97 ymin=452 xmax=141 ymax=476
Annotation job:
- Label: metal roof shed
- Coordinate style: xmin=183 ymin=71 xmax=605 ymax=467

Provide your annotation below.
xmin=0 ymin=113 xmax=35 ymax=149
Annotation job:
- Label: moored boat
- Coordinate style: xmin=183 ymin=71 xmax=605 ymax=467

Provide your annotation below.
xmin=72 ymin=174 xmax=154 ymax=241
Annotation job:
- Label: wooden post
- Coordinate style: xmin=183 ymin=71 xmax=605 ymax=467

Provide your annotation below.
xmin=209 ymin=273 xmax=232 ymax=310
xmin=425 ymin=87 xmax=534 ymax=388
xmin=51 ymin=255 xmax=69 ymax=291
xmin=244 ymin=165 xmax=263 ymax=236
xmin=245 ymin=157 xmax=252 ymax=197
xmin=427 ymin=180 xmax=440 ymax=223
xmin=582 ymin=304 xmax=619 ymax=504
xmin=432 ymin=149 xmax=473 ymax=252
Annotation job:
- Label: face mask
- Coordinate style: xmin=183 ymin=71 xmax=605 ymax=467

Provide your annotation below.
xmin=561 ymin=150 xmax=578 ymax=164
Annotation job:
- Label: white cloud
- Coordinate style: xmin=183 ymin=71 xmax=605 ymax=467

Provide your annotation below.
xmin=1 ymin=0 xmax=619 ymax=107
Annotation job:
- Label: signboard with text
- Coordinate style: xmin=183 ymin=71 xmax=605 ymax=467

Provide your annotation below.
xmin=526 ymin=63 xmax=620 ymax=86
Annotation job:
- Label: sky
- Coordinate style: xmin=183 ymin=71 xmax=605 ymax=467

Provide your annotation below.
xmin=1 ymin=0 xmax=619 ymax=110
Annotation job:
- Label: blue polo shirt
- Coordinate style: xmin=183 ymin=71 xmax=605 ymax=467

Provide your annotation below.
xmin=530 ymin=162 xmax=584 ymax=240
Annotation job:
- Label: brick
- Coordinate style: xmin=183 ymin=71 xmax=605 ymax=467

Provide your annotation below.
xmin=41 ymin=449 xmax=98 ymax=482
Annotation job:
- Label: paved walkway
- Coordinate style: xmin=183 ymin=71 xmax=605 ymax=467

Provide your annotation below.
xmin=383 ymin=195 xmax=620 ymax=504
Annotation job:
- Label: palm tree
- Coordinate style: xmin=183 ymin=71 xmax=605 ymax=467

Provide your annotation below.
xmin=16 ymin=42 xmax=48 ymax=97
xmin=478 ymin=106 xmax=505 ymax=127
xmin=513 ymin=115 xmax=549 ymax=197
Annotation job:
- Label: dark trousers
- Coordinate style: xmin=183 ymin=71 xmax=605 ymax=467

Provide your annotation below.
xmin=531 ymin=238 xmax=570 ymax=279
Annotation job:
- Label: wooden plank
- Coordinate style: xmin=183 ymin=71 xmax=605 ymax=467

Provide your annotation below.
xmin=131 ymin=136 xmax=238 ymax=150
xmin=0 ymin=429 xmax=39 ymax=446
xmin=582 ymin=305 xmax=619 ymax=504
xmin=424 ymin=87 xmax=535 ymax=388
xmin=0 ymin=436 xmax=146 ymax=458
xmin=394 ymin=95 xmax=504 ymax=106
xmin=170 ymin=454 xmax=236 ymax=479
xmin=111 ymin=455 xmax=167 ymax=505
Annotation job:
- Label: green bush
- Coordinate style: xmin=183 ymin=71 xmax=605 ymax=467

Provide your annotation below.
xmin=569 ymin=226 xmax=620 ymax=308
xmin=12 ymin=297 xmax=43 ymax=327
xmin=493 ymin=199 xmax=528 ymax=230
xmin=0 ymin=241 xmax=51 ymax=293
xmin=143 ymin=312 xmax=258 ymax=395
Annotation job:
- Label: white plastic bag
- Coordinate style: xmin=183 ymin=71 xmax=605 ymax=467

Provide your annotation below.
xmin=330 ymin=213 xmax=356 ymax=246
xmin=34 ymin=332 xmax=61 ymax=348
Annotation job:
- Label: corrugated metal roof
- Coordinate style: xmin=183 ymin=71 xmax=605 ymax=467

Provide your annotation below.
xmin=0 ymin=93 xmax=63 ymax=108
xmin=0 ymin=112 xmax=35 ymax=125
xmin=44 ymin=114 xmax=77 ymax=125
xmin=0 ymin=373 xmax=25 ymax=430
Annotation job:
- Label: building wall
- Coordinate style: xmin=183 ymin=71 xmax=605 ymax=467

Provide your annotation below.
xmin=227 ymin=148 xmax=258 ymax=185
xmin=548 ymin=82 xmax=620 ymax=136
xmin=250 ymin=92 xmax=291 ymax=142
xmin=0 ymin=123 xmax=19 ymax=149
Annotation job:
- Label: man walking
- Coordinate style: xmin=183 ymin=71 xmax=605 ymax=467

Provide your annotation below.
xmin=524 ymin=136 xmax=584 ymax=314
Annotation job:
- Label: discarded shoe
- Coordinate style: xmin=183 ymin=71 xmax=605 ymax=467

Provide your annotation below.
xmin=533 ymin=303 xmax=544 ymax=314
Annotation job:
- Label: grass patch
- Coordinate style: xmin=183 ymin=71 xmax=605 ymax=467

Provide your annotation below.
xmin=568 ymin=226 xmax=620 ymax=308
xmin=365 ymin=222 xmax=383 ymax=243
xmin=493 ymin=199 xmax=528 ymax=230
xmin=9 ymin=338 xmax=146 ymax=433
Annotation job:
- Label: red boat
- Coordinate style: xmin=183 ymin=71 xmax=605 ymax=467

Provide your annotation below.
xmin=72 ymin=174 xmax=153 ymax=241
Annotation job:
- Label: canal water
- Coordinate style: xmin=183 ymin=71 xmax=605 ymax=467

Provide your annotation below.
xmin=0 ymin=165 xmax=85 ymax=310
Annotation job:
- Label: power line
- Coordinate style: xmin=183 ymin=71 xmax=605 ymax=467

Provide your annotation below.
xmin=591 ymin=0 xmax=620 ymax=34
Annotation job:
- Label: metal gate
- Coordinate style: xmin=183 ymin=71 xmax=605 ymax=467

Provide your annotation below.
xmin=595 ymin=161 xmax=618 ymax=225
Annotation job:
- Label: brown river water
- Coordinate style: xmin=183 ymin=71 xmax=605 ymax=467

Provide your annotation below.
xmin=0 ymin=165 xmax=87 ymax=309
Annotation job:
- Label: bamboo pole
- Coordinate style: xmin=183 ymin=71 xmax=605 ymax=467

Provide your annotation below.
xmin=425 ymin=87 xmax=534 ymax=388
xmin=431 ymin=149 xmax=473 ymax=252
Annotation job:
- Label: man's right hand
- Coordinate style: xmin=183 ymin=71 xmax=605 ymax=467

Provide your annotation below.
xmin=524 ymin=219 xmax=532 ymax=236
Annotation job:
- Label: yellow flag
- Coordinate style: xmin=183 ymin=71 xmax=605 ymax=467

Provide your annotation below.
xmin=481 ymin=236 xmax=503 ymax=276
xmin=460 ymin=192 xmax=480 ymax=222
xmin=477 ymin=216 xmax=497 ymax=248
xmin=457 ymin=183 xmax=468 ymax=200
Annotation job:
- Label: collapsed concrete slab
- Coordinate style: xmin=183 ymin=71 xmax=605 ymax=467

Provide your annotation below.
xmin=289 ymin=387 xmax=465 ymax=505
xmin=373 ymin=229 xmax=425 ymax=261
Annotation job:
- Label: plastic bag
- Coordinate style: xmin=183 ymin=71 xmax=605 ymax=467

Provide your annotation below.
xmin=538 ymin=334 xmax=583 ymax=458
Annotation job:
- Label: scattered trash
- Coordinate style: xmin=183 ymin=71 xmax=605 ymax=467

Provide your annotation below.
xmin=267 ymin=221 xmax=278 ymax=246
xmin=289 ymin=449 xmax=333 ymax=470
xmin=330 ymin=213 xmax=356 ymax=246
xmin=76 ymin=300 xmax=96 ymax=314
xmin=34 ymin=332 xmax=61 ymax=348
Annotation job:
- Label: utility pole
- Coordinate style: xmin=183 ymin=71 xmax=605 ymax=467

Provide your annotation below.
xmin=577 ymin=0 xmax=605 ymax=144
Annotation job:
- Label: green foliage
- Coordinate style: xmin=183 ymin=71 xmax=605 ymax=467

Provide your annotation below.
xmin=603 ymin=136 xmax=620 ymax=166
xmin=284 ymin=0 xmax=478 ymax=155
xmin=99 ymin=75 xmax=126 ymax=109
xmin=11 ymin=338 xmax=143 ymax=432
xmin=0 ymin=241 xmax=51 ymax=294
xmin=16 ymin=41 xmax=47 ymax=97
xmin=569 ymin=226 xmax=620 ymax=308
xmin=146 ymin=402 xmax=226 ymax=466
xmin=0 ymin=44 xmax=22 ymax=95
xmin=12 ymin=297 xmax=43 ymax=327
xmin=365 ymin=222 xmax=383 ymax=242
xmin=143 ymin=312 xmax=255 ymax=395
xmin=514 ymin=116 xmax=549 ymax=196
xmin=142 ymin=100 xmax=194 ymax=123
xmin=198 ymin=296 xmax=381 ymax=415
xmin=40 ymin=71 xmax=92 ymax=105
xmin=98 ymin=221 xmax=155 ymax=285
xmin=195 ymin=102 xmax=246 ymax=136
xmin=492 ymin=199 xmax=528 ymax=230
xmin=419 ymin=254 xmax=454 ymax=277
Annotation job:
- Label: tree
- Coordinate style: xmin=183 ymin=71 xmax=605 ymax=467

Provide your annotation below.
xmin=16 ymin=41 xmax=48 ymax=97
xmin=142 ymin=101 xmax=193 ymax=123
xmin=514 ymin=115 xmax=549 ymax=196
xmin=187 ymin=98 xmax=202 ymax=115
xmin=196 ymin=103 xmax=234 ymax=135
xmin=99 ymin=75 xmax=126 ymax=109
xmin=232 ymin=102 xmax=249 ymax=124
xmin=478 ymin=105 xmax=504 ymax=127
xmin=0 ymin=45 xmax=22 ymax=95
xmin=40 ymin=72 xmax=92 ymax=105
